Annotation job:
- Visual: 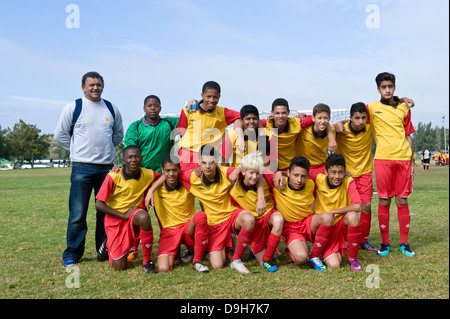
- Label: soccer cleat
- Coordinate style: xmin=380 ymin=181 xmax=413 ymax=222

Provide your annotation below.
xmin=360 ymin=241 xmax=378 ymax=253
xmin=127 ymin=249 xmax=139 ymax=262
xmin=193 ymin=261 xmax=209 ymax=273
xmin=262 ymin=259 xmax=278 ymax=272
xmin=230 ymin=259 xmax=250 ymax=274
xmin=399 ymin=243 xmax=416 ymax=257
xmin=143 ymin=261 xmax=157 ymax=274
xmin=308 ymin=257 xmax=326 ymax=271
xmin=181 ymin=250 xmax=194 ymax=263
xmin=377 ymin=243 xmax=391 ymax=256
xmin=63 ymin=259 xmax=77 ymax=268
xmin=97 ymin=239 xmax=108 ymax=262
xmin=347 ymin=258 xmax=362 ymax=271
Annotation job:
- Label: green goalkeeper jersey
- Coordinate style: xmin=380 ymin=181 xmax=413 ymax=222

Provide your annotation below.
xmin=124 ymin=116 xmax=179 ymax=173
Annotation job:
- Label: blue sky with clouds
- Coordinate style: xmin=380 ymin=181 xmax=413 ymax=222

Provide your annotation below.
xmin=0 ymin=0 xmax=448 ymax=134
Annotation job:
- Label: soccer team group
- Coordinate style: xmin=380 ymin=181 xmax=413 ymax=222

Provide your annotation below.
xmin=94 ymin=72 xmax=417 ymax=275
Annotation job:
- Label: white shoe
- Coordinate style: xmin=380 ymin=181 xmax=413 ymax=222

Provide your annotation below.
xmin=230 ymin=259 xmax=250 ymax=274
xmin=193 ymin=261 xmax=209 ymax=273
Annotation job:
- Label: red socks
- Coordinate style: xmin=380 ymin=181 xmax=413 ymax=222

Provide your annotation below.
xmin=347 ymin=225 xmax=361 ymax=259
xmin=193 ymin=211 xmax=208 ymax=263
xmin=139 ymin=229 xmax=154 ymax=265
xmin=263 ymin=233 xmax=281 ymax=261
xmin=359 ymin=211 xmax=371 ymax=244
xmin=232 ymin=227 xmax=254 ymax=261
xmin=309 ymin=224 xmax=333 ymax=259
xmin=378 ymin=203 xmax=411 ymax=245
xmin=378 ymin=204 xmax=390 ymax=245
xmin=397 ymin=204 xmax=411 ymax=244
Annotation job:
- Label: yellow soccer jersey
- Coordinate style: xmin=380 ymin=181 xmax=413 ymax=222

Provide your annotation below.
xmin=314 ymin=173 xmax=361 ymax=225
xmin=265 ymin=173 xmax=315 ymax=222
xmin=179 ymin=165 xmax=238 ymax=226
xmin=96 ymin=168 xmax=160 ymax=214
xmin=264 ymin=117 xmax=304 ymax=170
xmin=177 ymin=105 xmax=240 ymax=152
xmin=220 ymin=128 xmax=259 ymax=168
xmin=229 ymin=178 xmax=275 ymax=219
xmin=153 ymin=182 xmax=196 ymax=229
xmin=297 ymin=125 xmax=335 ymax=166
xmin=335 ymin=122 xmax=373 ymax=177
xmin=367 ymin=100 xmax=415 ymax=161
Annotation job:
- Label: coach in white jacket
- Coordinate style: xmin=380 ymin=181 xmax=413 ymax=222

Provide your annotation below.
xmin=55 ymin=71 xmax=123 ymax=267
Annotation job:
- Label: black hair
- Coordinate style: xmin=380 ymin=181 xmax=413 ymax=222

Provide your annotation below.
xmin=312 ymin=103 xmax=331 ymax=116
xmin=271 ymin=98 xmax=289 ymax=112
xmin=375 ymin=72 xmax=396 ymax=88
xmin=199 ymin=144 xmax=217 ymax=158
xmin=325 ymin=153 xmax=346 ymax=170
xmin=123 ymin=145 xmax=141 ymax=156
xmin=202 ymin=81 xmax=221 ymax=94
xmin=240 ymin=104 xmax=260 ymax=120
xmin=144 ymin=95 xmax=161 ymax=105
xmin=161 ymin=154 xmax=180 ymax=168
xmin=82 ymin=71 xmax=104 ymax=86
xmin=350 ymin=102 xmax=367 ymax=116
xmin=289 ymin=156 xmax=310 ymax=173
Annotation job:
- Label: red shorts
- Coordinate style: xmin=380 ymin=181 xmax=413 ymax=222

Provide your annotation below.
xmin=308 ymin=163 xmax=326 ymax=182
xmin=250 ymin=209 xmax=279 ymax=255
xmin=322 ymin=218 xmax=347 ymax=261
xmin=374 ymin=159 xmax=413 ymax=198
xmin=157 ymin=219 xmax=194 ymax=258
xmin=353 ymin=171 xmax=373 ymax=203
xmin=104 ymin=209 xmax=142 ymax=262
xmin=207 ymin=209 xmax=244 ymax=254
xmin=281 ymin=214 xmax=314 ymax=247
xmin=178 ymin=147 xmax=199 ymax=171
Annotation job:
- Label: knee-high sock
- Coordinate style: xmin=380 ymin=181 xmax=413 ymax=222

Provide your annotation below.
xmin=347 ymin=225 xmax=362 ymax=259
xmin=397 ymin=205 xmax=411 ymax=244
xmin=359 ymin=211 xmax=371 ymax=244
xmin=262 ymin=233 xmax=281 ymax=261
xmin=309 ymin=224 xmax=333 ymax=259
xmin=140 ymin=229 xmax=154 ymax=265
xmin=378 ymin=204 xmax=390 ymax=245
xmin=232 ymin=227 xmax=254 ymax=261
xmin=193 ymin=211 xmax=208 ymax=263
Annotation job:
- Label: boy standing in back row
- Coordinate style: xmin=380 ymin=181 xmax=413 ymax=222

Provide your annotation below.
xmin=367 ymin=72 xmax=416 ymax=257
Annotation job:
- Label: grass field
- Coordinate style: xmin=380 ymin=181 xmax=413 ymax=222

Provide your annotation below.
xmin=0 ymin=164 xmax=448 ymax=301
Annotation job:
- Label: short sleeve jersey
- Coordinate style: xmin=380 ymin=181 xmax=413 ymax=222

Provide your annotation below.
xmin=96 ymin=168 xmax=161 ymax=213
xmin=314 ymin=173 xmax=361 ymax=225
xmin=176 ymin=105 xmax=240 ymax=152
xmin=264 ymin=116 xmax=314 ymax=170
xmin=366 ymin=100 xmax=415 ymax=161
xmin=296 ymin=125 xmax=335 ymax=166
xmin=229 ymin=178 xmax=275 ymax=219
xmin=219 ymin=128 xmax=259 ymax=168
xmin=335 ymin=122 xmax=373 ymax=177
xmin=153 ymin=182 xmax=196 ymax=229
xmin=179 ymin=165 xmax=238 ymax=226
xmin=264 ymin=172 xmax=315 ymax=222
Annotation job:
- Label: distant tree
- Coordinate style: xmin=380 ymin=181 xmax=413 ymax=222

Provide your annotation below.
xmin=48 ymin=135 xmax=70 ymax=160
xmin=412 ymin=122 xmax=437 ymax=152
xmin=0 ymin=125 xmax=11 ymax=160
xmin=5 ymin=120 xmax=51 ymax=168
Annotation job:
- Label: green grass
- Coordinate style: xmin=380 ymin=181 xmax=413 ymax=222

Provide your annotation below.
xmin=0 ymin=165 xmax=448 ymax=299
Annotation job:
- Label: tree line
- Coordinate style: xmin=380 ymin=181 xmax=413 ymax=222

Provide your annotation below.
xmin=0 ymin=119 xmax=448 ymax=168
xmin=0 ymin=119 xmax=124 ymax=168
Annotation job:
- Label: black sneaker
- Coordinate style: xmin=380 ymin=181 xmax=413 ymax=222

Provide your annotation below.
xmin=143 ymin=261 xmax=158 ymax=274
xmin=97 ymin=239 xmax=108 ymax=262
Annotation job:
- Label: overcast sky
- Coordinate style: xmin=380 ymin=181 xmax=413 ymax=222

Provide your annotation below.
xmin=0 ymin=0 xmax=448 ymax=134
